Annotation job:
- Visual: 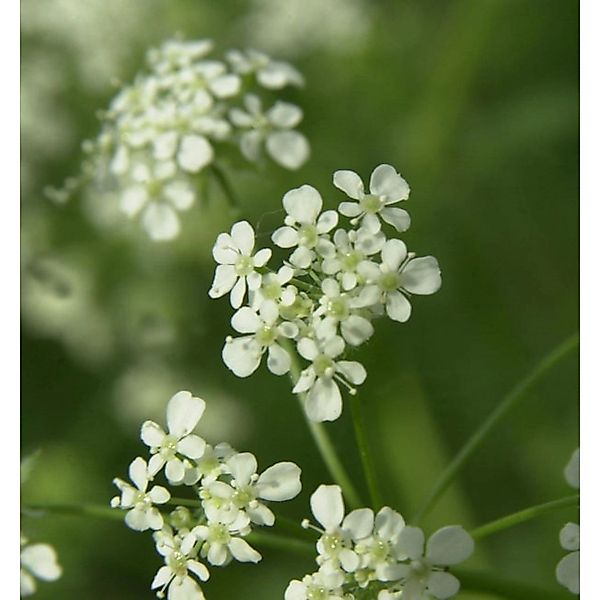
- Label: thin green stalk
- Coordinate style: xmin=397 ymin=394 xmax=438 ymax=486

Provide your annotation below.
xmin=470 ymin=494 xmax=579 ymax=540
xmin=286 ymin=344 xmax=363 ymax=509
xmin=246 ymin=531 xmax=314 ymax=558
xmin=455 ymin=568 xmax=573 ymax=600
xmin=210 ymin=163 xmax=241 ymax=211
xmin=413 ymin=333 xmax=579 ymax=523
xmin=349 ymin=392 xmax=383 ymax=510
xmin=22 ymin=503 xmax=124 ymax=522
xmin=168 ymin=497 xmax=202 ymax=508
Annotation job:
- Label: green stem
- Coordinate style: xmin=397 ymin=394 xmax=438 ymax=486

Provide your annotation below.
xmin=349 ymin=392 xmax=383 ymax=510
xmin=246 ymin=531 xmax=314 ymax=558
xmin=412 ymin=333 xmax=579 ymax=523
xmin=210 ymin=163 xmax=241 ymax=212
xmin=455 ymin=568 xmax=573 ymax=600
xmin=470 ymin=494 xmax=579 ymax=540
xmin=22 ymin=503 xmax=124 ymax=522
xmin=168 ymin=497 xmax=202 ymax=508
xmin=286 ymin=344 xmax=363 ymax=509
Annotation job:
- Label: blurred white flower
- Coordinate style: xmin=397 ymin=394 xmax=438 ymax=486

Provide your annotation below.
xmin=20 ymin=536 xmax=62 ymax=597
xmin=226 ymin=48 xmax=305 ymax=88
xmin=556 ymin=522 xmax=579 ymax=595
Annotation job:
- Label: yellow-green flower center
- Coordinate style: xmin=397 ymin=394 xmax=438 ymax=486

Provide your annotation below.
xmin=298 ymin=224 xmax=318 ymax=248
xmin=235 ymin=255 xmax=254 ymax=276
xmin=360 ymin=194 xmax=384 ymax=213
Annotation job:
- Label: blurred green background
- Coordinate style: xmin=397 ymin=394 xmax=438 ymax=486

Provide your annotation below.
xmin=21 ymin=0 xmax=578 ymax=598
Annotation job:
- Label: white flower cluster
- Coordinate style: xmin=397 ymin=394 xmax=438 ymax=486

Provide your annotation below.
xmin=286 ymin=485 xmax=474 ymax=600
xmin=20 ymin=534 xmax=62 ymax=597
xmin=82 ymin=38 xmax=309 ymax=241
xmin=111 ymin=390 xmax=302 ymax=600
xmin=209 ymin=164 xmax=441 ymax=422
xmin=556 ymin=448 xmax=579 ymax=595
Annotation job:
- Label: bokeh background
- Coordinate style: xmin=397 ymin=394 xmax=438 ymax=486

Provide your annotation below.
xmin=21 ymin=1 xmax=579 ymax=598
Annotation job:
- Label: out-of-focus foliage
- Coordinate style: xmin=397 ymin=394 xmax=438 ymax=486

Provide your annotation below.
xmin=21 ymin=1 xmax=578 ymax=599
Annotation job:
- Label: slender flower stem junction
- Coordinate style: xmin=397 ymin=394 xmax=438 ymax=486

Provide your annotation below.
xmin=286 ymin=345 xmax=363 ymax=509
xmin=413 ymin=332 xmax=579 ymax=523
xmin=349 ymin=392 xmax=383 ymax=510
xmin=469 ymin=494 xmax=579 ymax=540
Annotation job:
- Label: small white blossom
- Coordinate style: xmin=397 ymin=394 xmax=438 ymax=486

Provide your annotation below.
xmin=152 ymin=527 xmax=209 ymax=600
xmin=209 ymin=221 xmax=272 ymax=308
xmin=230 ymin=94 xmax=310 ymax=170
xmin=193 ymin=511 xmax=261 ymax=567
xmin=294 ymin=319 xmax=366 ymax=422
xmin=111 ymin=457 xmax=171 ymax=531
xmin=226 ymin=49 xmax=305 ymax=89
xmin=334 ymin=164 xmax=411 ymax=233
xmin=272 ymin=185 xmax=337 ymax=268
xmin=392 ymin=525 xmax=474 ymax=600
xmin=20 ymin=536 xmax=62 ymax=597
xmin=222 ymin=300 xmax=299 ymax=377
xmin=358 ymin=239 xmax=441 ymax=323
xmin=141 ymin=391 xmax=207 ymax=484
xmin=249 ymin=265 xmax=297 ymax=309
xmin=284 ymin=570 xmax=346 ymax=600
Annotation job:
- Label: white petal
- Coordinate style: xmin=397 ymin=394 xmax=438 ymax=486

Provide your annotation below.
xmin=231 ymin=221 xmax=255 ymax=255
xmin=258 ymin=61 xmax=304 ymax=88
xmin=292 ymin=367 xmax=316 ymax=394
xmin=310 ymin=484 xmax=345 ymax=530
xmin=129 ymin=457 xmax=148 ymax=491
xmin=222 ymin=337 xmax=262 ymax=377
xmin=169 ymin=576 xmax=204 ymax=600
xmin=177 ymin=434 xmax=207 ymax=459
xmin=240 ymin=130 xmax=263 ymax=162
xmin=386 ymin=291 xmax=412 ymax=323
xmin=151 ymin=566 xmax=172 ymax=589
xmin=247 ymin=271 xmax=261 ymax=291
xmin=343 ymin=508 xmax=374 ymax=540
xmin=337 ymin=361 xmax=367 ymax=385
xmin=154 ymin=131 xmax=178 ymax=160
xmin=369 ymin=164 xmax=410 ymax=201
xmin=121 ymin=186 xmax=147 ymax=216
xmin=339 ymin=201 xmax=361 ymax=217
xmin=229 ymin=537 xmax=261 ymax=563
xmin=397 ymin=525 xmax=424 ymax=560
xmin=187 ymin=560 xmax=210 ymax=582
xmin=142 ymin=203 xmax=180 ymax=241
xmin=425 ymin=526 xmax=474 ymax=566
xmin=375 ymin=507 xmax=406 ymax=543
xmin=339 ymin=548 xmax=360 ymax=572
xmin=267 ymin=344 xmax=291 ymax=375
xmin=381 ymin=239 xmax=408 ymax=271
xmin=289 ymin=246 xmax=313 ymax=269
xmin=267 ymin=101 xmax=303 ymax=128
xmin=212 ymin=234 xmax=237 ymax=264
xmin=401 ymin=257 xmax=442 ymax=295
xmin=247 ymin=503 xmax=275 ymax=526
xmin=229 ymin=107 xmax=253 ymax=128
xmin=164 ymin=181 xmax=195 ymax=211
xmin=230 ymin=276 xmax=247 ymax=309
xmin=253 ymin=248 xmax=271 ymax=267
xmin=209 ymin=73 xmax=241 ymax=97
xmin=177 ymin=135 xmax=214 ymax=172
xmin=564 ymin=448 xmax=580 ymax=489
xmin=149 ymin=485 xmax=171 ymax=504
xmin=20 ymin=544 xmax=62 ymax=581
xmin=228 ymin=452 xmax=258 ymax=486
xmin=306 ymin=378 xmax=343 ymax=422
xmin=362 ymin=212 xmax=382 ymax=233
xmin=272 ymin=226 xmax=300 ymax=248
xmin=381 ymin=207 xmax=411 ymax=232
xmin=333 ymin=170 xmax=364 ymax=200
xmin=141 ymin=421 xmax=166 ymax=448
xmin=556 ymin=551 xmax=579 ymax=594
xmin=231 ymin=307 xmax=262 ymax=334
xmin=167 ymin=390 xmax=206 ymax=438
xmin=427 ymin=571 xmax=461 ymax=599
xmin=316 ymin=210 xmax=339 ymax=234
xmin=256 ymin=462 xmax=302 ymax=501
xmin=125 ymin=507 xmax=151 ymax=531
xmin=166 ymin=459 xmax=186 ymax=483
xmin=285 ymin=581 xmax=307 ymax=600
xmin=559 ymin=522 xmax=580 ymax=552
xmin=207 ymin=543 xmax=227 ymax=566
xmin=341 ymin=315 xmax=374 ymax=346
xmin=267 ymin=131 xmax=310 ymax=170
xmin=282 ymin=185 xmax=323 ymax=224
xmin=208 ymin=265 xmax=236 ymax=298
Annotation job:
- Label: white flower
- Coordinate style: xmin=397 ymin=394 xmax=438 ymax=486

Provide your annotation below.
xmin=393 ymin=525 xmax=474 ymax=600
xmin=226 ymin=452 xmax=302 ymax=525
xmin=111 ymin=456 xmax=171 ymax=531
xmin=141 ymin=391 xmax=207 ymax=484
xmin=193 ymin=511 xmax=261 ymax=567
xmin=357 ymin=239 xmax=442 ymax=322
xmin=293 ymin=319 xmax=366 ymax=422
xmin=315 ymin=278 xmax=374 ymax=346
xmin=556 ymin=522 xmax=579 ymax=595
xmin=230 ymin=94 xmax=310 ymax=170
xmin=222 ymin=300 xmax=299 ymax=377
xmin=226 ymin=49 xmax=304 ymax=89
xmin=272 ymin=185 xmax=337 ymax=268
xmin=334 ymin=164 xmax=411 ymax=233
xmin=209 ymin=221 xmax=272 ymax=308
xmin=249 ymin=265 xmax=297 ymax=309
xmin=152 ymin=528 xmax=210 ymax=600
xmin=564 ymin=448 xmax=579 ymax=489
xmin=20 ymin=537 xmax=62 ymax=597
xmin=284 ymin=570 xmax=346 ymax=600
xmin=321 ymin=227 xmax=386 ymax=290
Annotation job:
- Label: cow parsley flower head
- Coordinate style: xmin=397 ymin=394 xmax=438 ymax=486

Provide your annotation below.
xmin=20 ymin=535 xmax=62 ymax=597
xmin=210 ymin=164 xmax=441 ymax=422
